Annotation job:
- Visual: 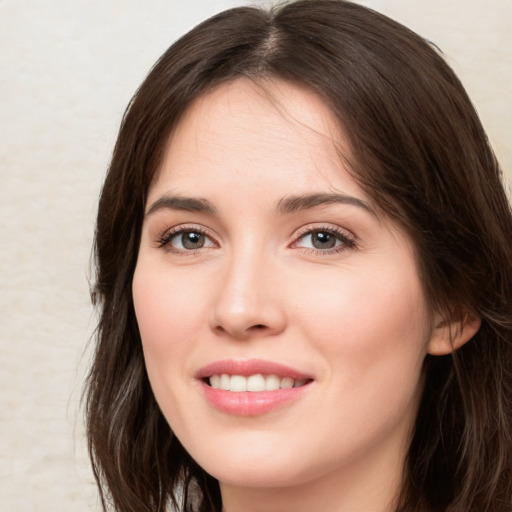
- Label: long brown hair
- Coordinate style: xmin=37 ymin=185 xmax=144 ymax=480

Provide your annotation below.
xmin=85 ymin=1 xmax=512 ymax=511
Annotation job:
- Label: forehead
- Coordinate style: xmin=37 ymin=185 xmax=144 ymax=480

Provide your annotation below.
xmin=149 ymin=77 xmax=364 ymax=205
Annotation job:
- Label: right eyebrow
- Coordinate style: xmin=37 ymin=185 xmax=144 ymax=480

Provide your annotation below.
xmin=145 ymin=194 xmax=218 ymax=217
xmin=277 ymin=192 xmax=373 ymax=215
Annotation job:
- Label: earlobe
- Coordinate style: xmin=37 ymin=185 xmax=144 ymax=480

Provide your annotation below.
xmin=427 ymin=311 xmax=481 ymax=356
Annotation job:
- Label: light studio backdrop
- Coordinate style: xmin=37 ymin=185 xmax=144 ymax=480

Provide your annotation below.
xmin=1 ymin=1 xmax=510 ymax=511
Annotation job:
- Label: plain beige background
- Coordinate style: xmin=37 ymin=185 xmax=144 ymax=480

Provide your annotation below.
xmin=1 ymin=1 xmax=510 ymax=510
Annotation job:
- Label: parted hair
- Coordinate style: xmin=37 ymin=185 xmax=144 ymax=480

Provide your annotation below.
xmin=85 ymin=1 xmax=512 ymax=511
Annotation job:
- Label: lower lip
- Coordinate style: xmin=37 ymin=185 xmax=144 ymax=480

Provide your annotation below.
xmin=201 ymin=381 xmax=311 ymax=416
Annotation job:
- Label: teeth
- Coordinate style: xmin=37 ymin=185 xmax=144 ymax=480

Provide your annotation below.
xmin=220 ymin=373 xmax=230 ymax=390
xmin=265 ymin=374 xmax=280 ymax=391
xmin=210 ymin=374 xmax=221 ymax=388
xmin=280 ymin=377 xmax=294 ymax=389
xmin=208 ymin=373 xmax=309 ymax=392
xmin=247 ymin=374 xmax=265 ymax=392
xmin=230 ymin=375 xmax=247 ymax=392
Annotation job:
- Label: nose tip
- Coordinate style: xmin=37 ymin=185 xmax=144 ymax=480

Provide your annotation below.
xmin=213 ymin=320 xmax=272 ymax=340
xmin=210 ymin=263 xmax=286 ymax=340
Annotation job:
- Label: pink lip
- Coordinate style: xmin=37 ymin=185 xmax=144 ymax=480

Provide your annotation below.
xmin=196 ymin=359 xmax=313 ymax=416
xmin=196 ymin=359 xmax=311 ymax=380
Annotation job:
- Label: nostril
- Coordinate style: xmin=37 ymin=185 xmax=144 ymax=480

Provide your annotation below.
xmin=214 ymin=325 xmax=227 ymax=335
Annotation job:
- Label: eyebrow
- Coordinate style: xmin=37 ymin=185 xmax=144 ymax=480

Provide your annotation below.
xmin=277 ymin=193 xmax=372 ymax=215
xmin=145 ymin=192 xmax=372 ymax=218
xmin=145 ymin=195 xmax=218 ymax=216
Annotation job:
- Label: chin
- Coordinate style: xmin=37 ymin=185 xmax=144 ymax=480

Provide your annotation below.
xmin=184 ymin=436 xmax=311 ymax=488
xmin=198 ymin=444 xmax=344 ymax=492
xmin=206 ymin=462 xmax=310 ymax=489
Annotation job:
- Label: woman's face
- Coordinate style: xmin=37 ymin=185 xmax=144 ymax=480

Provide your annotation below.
xmin=133 ymin=78 xmax=436 ymax=495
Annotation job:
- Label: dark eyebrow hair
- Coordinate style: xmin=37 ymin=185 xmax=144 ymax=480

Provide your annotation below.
xmin=145 ymin=195 xmax=218 ymax=216
xmin=146 ymin=192 xmax=371 ymax=218
xmin=277 ymin=193 xmax=372 ymax=214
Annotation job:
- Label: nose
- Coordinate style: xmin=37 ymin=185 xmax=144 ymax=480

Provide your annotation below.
xmin=210 ymin=248 xmax=287 ymax=340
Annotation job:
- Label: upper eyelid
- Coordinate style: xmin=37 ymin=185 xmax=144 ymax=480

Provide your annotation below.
xmin=157 ymin=222 xmax=352 ymax=236
xmin=290 ymin=223 xmax=358 ymax=251
xmin=155 ymin=223 xmax=218 ymax=247
xmin=292 ymin=223 xmax=356 ymax=239
xmin=154 ymin=222 xmax=356 ymax=249
xmin=160 ymin=223 xmax=214 ymax=237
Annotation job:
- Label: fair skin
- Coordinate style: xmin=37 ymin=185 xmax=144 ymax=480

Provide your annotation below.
xmin=132 ymin=78 xmax=478 ymax=512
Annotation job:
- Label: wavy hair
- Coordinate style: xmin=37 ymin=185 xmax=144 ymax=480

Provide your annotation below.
xmin=85 ymin=1 xmax=512 ymax=511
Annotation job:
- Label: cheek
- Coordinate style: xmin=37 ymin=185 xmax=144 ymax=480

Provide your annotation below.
xmin=132 ymin=263 xmax=207 ymax=354
xmin=132 ymin=260 xmax=224 ymax=422
xmin=131 ymin=263 xmax=202 ymax=420
xmin=132 ymin=263 xmax=204 ymax=424
xmin=291 ymin=261 xmax=431 ymax=377
xmin=287 ymin=264 xmax=431 ymax=459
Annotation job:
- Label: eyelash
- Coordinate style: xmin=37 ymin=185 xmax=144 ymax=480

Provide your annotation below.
xmin=155 ymin=224 xmax=357 ymax=256
xmin=291 ymin=225 xmax=357 ymax=255
xmin=156 ymin=225 xmax=217 ymax=255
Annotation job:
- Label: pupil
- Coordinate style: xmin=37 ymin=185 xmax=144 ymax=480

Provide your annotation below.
xmin=182 ymin=232 xmax=204 ymax=249
xmin=313 ymin=231 xmax=335 ymax=249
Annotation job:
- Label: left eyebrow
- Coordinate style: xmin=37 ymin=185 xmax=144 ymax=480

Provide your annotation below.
xmin=277 ymin=193 xmax=373 ymax=215
xmin=145 ymin=195 xmax=218 ymax=217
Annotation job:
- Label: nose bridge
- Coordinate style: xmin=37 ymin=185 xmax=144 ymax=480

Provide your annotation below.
xmin=211 ymin=240 xmax=285 ymax=339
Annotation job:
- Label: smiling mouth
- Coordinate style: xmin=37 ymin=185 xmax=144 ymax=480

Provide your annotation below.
xmin=199 ymin=362 xmax=314 ymax=415
xmin=207 ymin=374 xmax=311 ymax=392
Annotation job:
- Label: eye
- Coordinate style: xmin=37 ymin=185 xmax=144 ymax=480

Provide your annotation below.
xmin=292 ymin=226 xmax=356 ymax=254
xmin=157 ymin=226 xmax=217 ymax=253
xmin=300 ymin=231 xmax=340 ymax=250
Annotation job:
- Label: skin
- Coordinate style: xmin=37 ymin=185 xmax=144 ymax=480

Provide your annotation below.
xmin=132 ymin=78 xmax=478 ymax=512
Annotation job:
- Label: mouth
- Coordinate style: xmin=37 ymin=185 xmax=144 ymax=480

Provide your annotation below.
xmin=196 ymin=360 xmax=314 ymax=415
xmin=207 ymin=373 xmax=310 ymax=392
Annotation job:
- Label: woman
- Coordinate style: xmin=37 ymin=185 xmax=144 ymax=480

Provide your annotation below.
xmin=85 ymin=1 xmax=512 ymax=511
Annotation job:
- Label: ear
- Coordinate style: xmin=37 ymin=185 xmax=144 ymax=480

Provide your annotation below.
xmin=427 ymin=310 xmax=481 ymax=356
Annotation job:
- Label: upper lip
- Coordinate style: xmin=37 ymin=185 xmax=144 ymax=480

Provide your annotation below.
xmin=195 ymin=359 xmax=313 ymax=380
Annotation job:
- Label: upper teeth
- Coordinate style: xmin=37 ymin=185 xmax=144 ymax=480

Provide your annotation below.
xmin=209 ymin=374 xmax=307 ymax=392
